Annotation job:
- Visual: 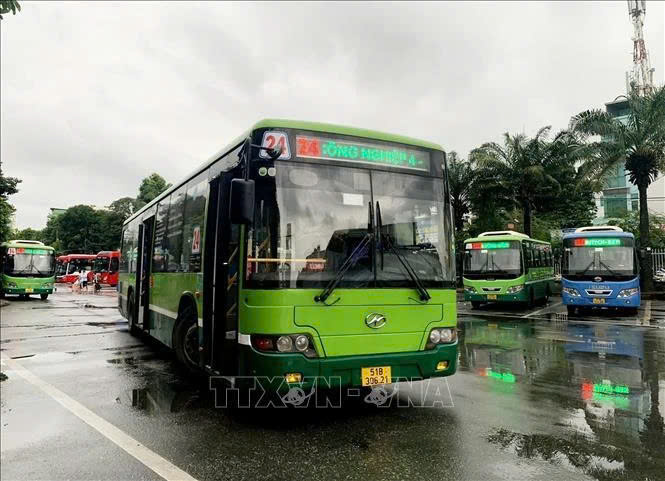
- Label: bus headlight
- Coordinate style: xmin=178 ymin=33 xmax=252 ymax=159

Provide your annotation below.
xmin=276 ymin=336 xmax=293 ymax=352
xmin=7 ymin=282 xmax=17 ymax=288
xmin=562 ymin=287 xmax=581 ymax=297
xmin=464 ymin=286 xmax=477 ymax=293
xmin=427 ymin=328 xmax=457 ymax=349
xmin=251 ymin=334 xmax=318 ymax=358
xmin=506 ymin=284 xmax=524 ymax=294
xmin=617 ymin=288 xmax=639 ymax=298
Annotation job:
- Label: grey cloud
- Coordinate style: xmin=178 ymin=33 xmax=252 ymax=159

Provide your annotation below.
xmin=1 ymin=1 xmax=663 ymax=228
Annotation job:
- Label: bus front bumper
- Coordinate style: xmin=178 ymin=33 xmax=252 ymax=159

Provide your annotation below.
xmin=563 ymin=292 xmax=640 ymax=308
xmin=464 ymin=291 xmax=528 ymax=303
xmin=3 ymin=287 xmax=54 ymax=295
xmin=236 ymin=342 xmax=458 ymax=391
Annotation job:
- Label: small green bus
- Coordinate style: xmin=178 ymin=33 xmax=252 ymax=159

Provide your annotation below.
xmin=1 ymin=240 xmax=56 ymax=300
xmin=463 ymin=231 xmax=554 ymax=309
xmin=118 ymin=119 xmax=458 ymax=392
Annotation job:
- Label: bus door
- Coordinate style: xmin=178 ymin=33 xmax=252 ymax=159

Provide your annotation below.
xmin=202 ymin=174 xmax=240 ymax=375
xmin=135 ymin=216 xmax=155 ymax=331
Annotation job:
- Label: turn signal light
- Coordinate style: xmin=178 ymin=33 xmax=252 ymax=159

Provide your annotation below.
xmin=285 ymin=373 xmax=302 ymax=383
xmin=436 ymin=361 xmax=449 ymax=371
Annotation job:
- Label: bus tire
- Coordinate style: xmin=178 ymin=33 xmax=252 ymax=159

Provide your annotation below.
xmin=624 ymin=307 xmax=639 ymax=316
xmin=0 ymin=291 xmax=4 ymax=299
xmin=40 ymin=293 xmax=48 ymax=300
xmin=527 ymin=289 xmax=535 ymax=309
xmin=173 ymin=305 xmax=200 ymax=374
xmin=566 ymin=305 xmax=576 ymax=316
xmin=471 ymin=301 xmax=482 ymax=309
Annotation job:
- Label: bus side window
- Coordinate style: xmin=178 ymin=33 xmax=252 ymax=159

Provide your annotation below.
xmin=166 ymin=188 xmax=186 ymax=273
xmin=153 ymin=196 xmax=171 ymax=273
xmin=110 ymin=257 xmax=119 ymax=273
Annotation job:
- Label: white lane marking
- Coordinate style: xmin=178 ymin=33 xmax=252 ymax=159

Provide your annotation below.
xmin=2 ymin=357 xmax=198 ymax=481
xmin=522 ymin=301 xmax=562 ymax=318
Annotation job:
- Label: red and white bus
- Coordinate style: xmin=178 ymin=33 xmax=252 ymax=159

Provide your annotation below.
xmin=93 ymin=250 xmax=120 ymax=287
xmin=55 ymin=254 xmax=96 ymax=284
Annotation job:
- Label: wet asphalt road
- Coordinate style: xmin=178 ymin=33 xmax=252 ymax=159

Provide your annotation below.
xmin=1 ymin=290 xmax=664 ymax=481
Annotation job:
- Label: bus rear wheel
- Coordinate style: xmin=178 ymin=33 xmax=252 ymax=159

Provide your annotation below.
xmin=174 ymin=306 xmax=200 ymax=374
xmin=40 ymin=293 xmax=48 ymax=300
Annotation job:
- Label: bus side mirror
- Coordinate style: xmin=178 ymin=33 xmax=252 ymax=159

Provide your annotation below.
xmin=229 ymin=179 xmax=255 ymax=224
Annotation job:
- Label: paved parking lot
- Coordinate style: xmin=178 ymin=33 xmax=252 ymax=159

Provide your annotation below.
xmin=1 ymin=290 xmax=664 ymax=480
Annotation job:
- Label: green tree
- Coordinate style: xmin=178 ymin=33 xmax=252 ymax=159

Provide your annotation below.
xmin=470 ymin=127 xmax=566 ymax=237
xmin=136 ymin=173 xmax=170 ymax=209
xmin=99 ymin=210 xmax=125 ymax=251
xmin=109 ymin=196 xmax=136 ymax=220
xmin=571 ymin=86 xmax=665 ymax=290
xmin=56 ymin=205 xmax=105 ymax=253
xmin=0 ymin=0 xmax=21 ymax=20
xmin=0 ymin=166 xmax=21 ymax=243
xmin=447 ymin=151 xmax=475 ymax=233
xmin=607 ymin=211 xmax=665 ymax=249
xmin=13 ymin=227 xmax=42 ymax=242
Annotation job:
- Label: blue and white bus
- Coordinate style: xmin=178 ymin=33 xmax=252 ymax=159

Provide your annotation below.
xmin=561 ymin=226 xmax=640 ymax=315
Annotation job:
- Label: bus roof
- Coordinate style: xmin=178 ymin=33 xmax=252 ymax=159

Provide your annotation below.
xmin=124 ymin=119 xmax=444 ymax=226
xmin=2 ymin=240 xmax=55 ymax=251
xmin=463 ymin=233 xmax=550 ymax=244
xmin=563 ymin=231 xmax=634 ymax=240
xmin=95 ymin=251 xmax=119 ymax=257
xmin=57 ymin=254 xmax=97 ymax=260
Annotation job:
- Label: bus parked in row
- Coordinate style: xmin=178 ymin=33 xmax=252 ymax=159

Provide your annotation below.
xmin=561 ymin=226 xmax=640 ymax=315
xmin=118 ymin=119 xmax=458 ymax=391
xmin=463 ymin=231 xmax=555 ymax=308
xmin=1 ymin=240 xmax=56 ymax=300
xmin=93 ymin=250 xmax=120 ymax=287
xmin=55 ymin=254 xmax=96 ymax=284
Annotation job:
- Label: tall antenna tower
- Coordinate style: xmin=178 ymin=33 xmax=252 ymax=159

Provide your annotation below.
xmin=626 ymin=0 xmax=655 ymax=95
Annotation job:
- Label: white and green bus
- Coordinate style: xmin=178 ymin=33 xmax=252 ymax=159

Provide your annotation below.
xmin=118 ymin=119 xmax=458 ymax=392
xmin=1 ymin=240 xmax=56 ymax=300
xmin=463 ymin=231 xmax=555 ymax=309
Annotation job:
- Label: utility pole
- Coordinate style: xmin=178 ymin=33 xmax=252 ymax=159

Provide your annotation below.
xmin=626 ymin=0 xmax=655 ymax=96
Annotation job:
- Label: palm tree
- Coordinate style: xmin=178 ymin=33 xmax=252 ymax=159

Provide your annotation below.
xmin=571 ymin=86 xmax=665 ymax=290
xmin=470 ymin=127 xmax=566 ymax=237
xmin=446 ymin=151 xmax=475 ymax=233
xmin=0 ymin=1 xmax=21 ymax=20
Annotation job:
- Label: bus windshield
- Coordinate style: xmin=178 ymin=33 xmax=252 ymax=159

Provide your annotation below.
xmin=463 ymin=241 xmax=522 ymax=279
xmin=93 ymin=257 xmax=110 ymax=272
xmin=562 ymin=238 xmax=636 ymax=280
xmin=246 ymin=162 xmax=453 ymax=288
xmin=3 ymin=249 xmax=55 ymax=277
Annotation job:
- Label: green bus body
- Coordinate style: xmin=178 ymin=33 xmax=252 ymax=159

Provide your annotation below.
xmin=462 ymin=232 xmax=555 ymax=307
xmin=118 ymin=119 xmax=458 ymax=390
xmin=1 ymin=240 xmax=56 ymax=299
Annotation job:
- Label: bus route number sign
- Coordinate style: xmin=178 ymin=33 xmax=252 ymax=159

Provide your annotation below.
xmin=260 ymin=131 xmax=291 ymax=160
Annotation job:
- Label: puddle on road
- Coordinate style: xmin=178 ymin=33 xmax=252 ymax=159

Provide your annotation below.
xmin=459 ymin=316 xmax=665 ymax=480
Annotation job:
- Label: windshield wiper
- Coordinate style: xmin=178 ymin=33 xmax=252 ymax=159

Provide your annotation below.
xmin=598 ymin=259 xmax=620 ymax=277
xmin=314 ymin=202 xmax=374 ymax=304
xmin=376 ymin=202 xmax=431 ymax=302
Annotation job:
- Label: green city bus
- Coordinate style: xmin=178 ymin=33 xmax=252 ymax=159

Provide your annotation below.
xmin=1 ymin=240 xmax=56 ymax=300
xmin=463 ymin=231 xmax=554 ymax=309
xmin=118 ymin=119 xmax=458 ymax=391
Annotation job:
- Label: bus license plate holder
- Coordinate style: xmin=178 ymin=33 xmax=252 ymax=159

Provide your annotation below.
xmin=361 ymin=366 xmax=391 ymax=386
xmin=487 ymin=294 xmax=497 ymax=300
xmin=25 ymin=288 xmax=33 ymax=293
xmin=593 ymin=298 xmax=605 ymax=305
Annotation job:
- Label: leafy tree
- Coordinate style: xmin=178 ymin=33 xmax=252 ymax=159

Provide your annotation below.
xmin=136 ymin=173 xmax=170 ymax=209
xmin=14 ymin=227 xmax=42 ymax=242
xmin=0 ymin=166 xmax=21 ymax=243
xmin=109 ymin=197 xmax=136 ymax=220
xmin=447 ymin=151 xmax=475 ymax=233
xmin=56 ymin=205 xmax=105 ymax=253
xmin=607 ymin=211 xmax=665 ymax=249
xmin=571 ymin=86 xmax=665 ymax=289
xmin=0 ymin=0 xmax=21 ymax=20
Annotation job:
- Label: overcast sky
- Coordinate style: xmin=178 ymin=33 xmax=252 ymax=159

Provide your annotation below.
xmin=2 ymin=1 xmax=664 ymax=229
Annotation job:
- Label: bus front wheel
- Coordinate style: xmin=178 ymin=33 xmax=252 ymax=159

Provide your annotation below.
xmin=471 ymin=301 xmax=482 ymax=309
xmin=566 ymin=305 xmax=576 ymax=316
xmin=127 ymin=293 xmax=140 ymax=337
xmin=40 ymin=293 xmax=48 ymax=300
xmin=174 ymin=306 xmax=200 ymax=374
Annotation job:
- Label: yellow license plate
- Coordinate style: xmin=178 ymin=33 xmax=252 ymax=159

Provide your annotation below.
xmin=593 ymin=298 xmax=605 ymax=305
xmin=25 ymin=288 xmax=33 ymax=293
xmin=361 ymin=366 xmax=392 ymax=386
xmin=487 ymin=294 xmax=497 ymax=300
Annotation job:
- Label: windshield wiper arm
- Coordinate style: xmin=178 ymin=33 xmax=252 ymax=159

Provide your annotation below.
xmin=376 ymin=201 xmax=430 ymax=302
xmin=598 ymin=259 xmax=620 ymax=277
xmin=314 ymin=202 xmax=374 ymax=304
